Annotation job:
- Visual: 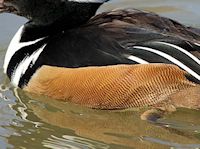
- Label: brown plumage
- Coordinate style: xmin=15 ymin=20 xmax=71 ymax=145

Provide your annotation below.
xmin=88 ymin=9 xmax=200 ymax=43
xmin=25 ymin=64 xmax=196 ymax=109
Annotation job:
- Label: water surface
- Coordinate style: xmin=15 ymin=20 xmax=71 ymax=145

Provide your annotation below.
xmin=0 ymin=0 xmax=200 ymax=149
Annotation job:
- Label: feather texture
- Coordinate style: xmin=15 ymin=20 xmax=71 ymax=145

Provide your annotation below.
xmin=25 ymin=64 xmax=195 ymax=109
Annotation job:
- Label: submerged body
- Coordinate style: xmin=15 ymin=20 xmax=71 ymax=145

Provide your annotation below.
xmin=0 ymin=0 xmax=200 ymax=110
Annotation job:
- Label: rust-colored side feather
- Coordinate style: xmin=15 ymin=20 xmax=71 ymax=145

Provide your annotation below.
xmin=24 ymin=64 xmax=196 ymax=109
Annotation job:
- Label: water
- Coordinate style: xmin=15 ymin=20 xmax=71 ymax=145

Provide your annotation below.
xmin=0 ymin=0 xmax=200 ymax=148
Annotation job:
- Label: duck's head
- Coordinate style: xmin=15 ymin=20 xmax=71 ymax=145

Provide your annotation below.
xmin=0 ymin=0 xmax=108 ymax=27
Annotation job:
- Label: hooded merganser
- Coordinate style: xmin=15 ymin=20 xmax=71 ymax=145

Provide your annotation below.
xmin=0 ymin=0 xmax=200 ymax=109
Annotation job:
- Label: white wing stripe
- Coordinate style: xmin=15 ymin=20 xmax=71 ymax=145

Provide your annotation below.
xmin=126 ymin=55 xmax=149 ymax=64
xmin=134 ymin=46 xmax=200 ymax=81
xmin=155 ymin=41 xmax=200 ymax=65
xmin=195 ymin=43 xmax=200 ymax=47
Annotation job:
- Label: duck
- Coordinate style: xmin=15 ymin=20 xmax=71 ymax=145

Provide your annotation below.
xmin=0 ymin=0 xmax=200 ymax=110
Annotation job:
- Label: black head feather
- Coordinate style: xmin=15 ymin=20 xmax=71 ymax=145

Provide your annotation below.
xmin=1 ymin=0 xmax=105 ymax=26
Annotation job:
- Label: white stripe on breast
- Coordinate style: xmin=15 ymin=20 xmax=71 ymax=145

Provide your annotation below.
xmin=11 ymin=44 xmax=47 ymax=87
xmin=134 ymin=46 xmax=200 ymax=81
xmin=155 ymin=41 xmax=200 ymax=65
xmin=3 ymin=25 xmax=45 ymax=74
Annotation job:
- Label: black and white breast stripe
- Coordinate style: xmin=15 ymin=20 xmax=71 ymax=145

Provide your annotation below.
xmin=3 ymin=25 xmax=47 ymax=87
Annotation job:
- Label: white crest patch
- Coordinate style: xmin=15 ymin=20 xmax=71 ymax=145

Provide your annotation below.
xmin=3 ymin=25 xmax=45 ymax=74
xmin=11 ymin=44 xmax=47 ymax=87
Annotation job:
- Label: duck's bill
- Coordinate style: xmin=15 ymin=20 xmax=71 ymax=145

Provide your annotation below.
xmin=0 ymin=0 xmax=17 ymax=13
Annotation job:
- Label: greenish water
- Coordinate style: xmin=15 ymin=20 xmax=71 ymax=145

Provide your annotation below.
xmin=0 ymin=0 xmax=200 ymax=148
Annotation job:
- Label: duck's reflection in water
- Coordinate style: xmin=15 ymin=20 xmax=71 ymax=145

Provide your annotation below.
xmin=43 ymin=135 xmax=109 ymax=149
xmin=13 ymin=88 xmax=200 ymax=149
